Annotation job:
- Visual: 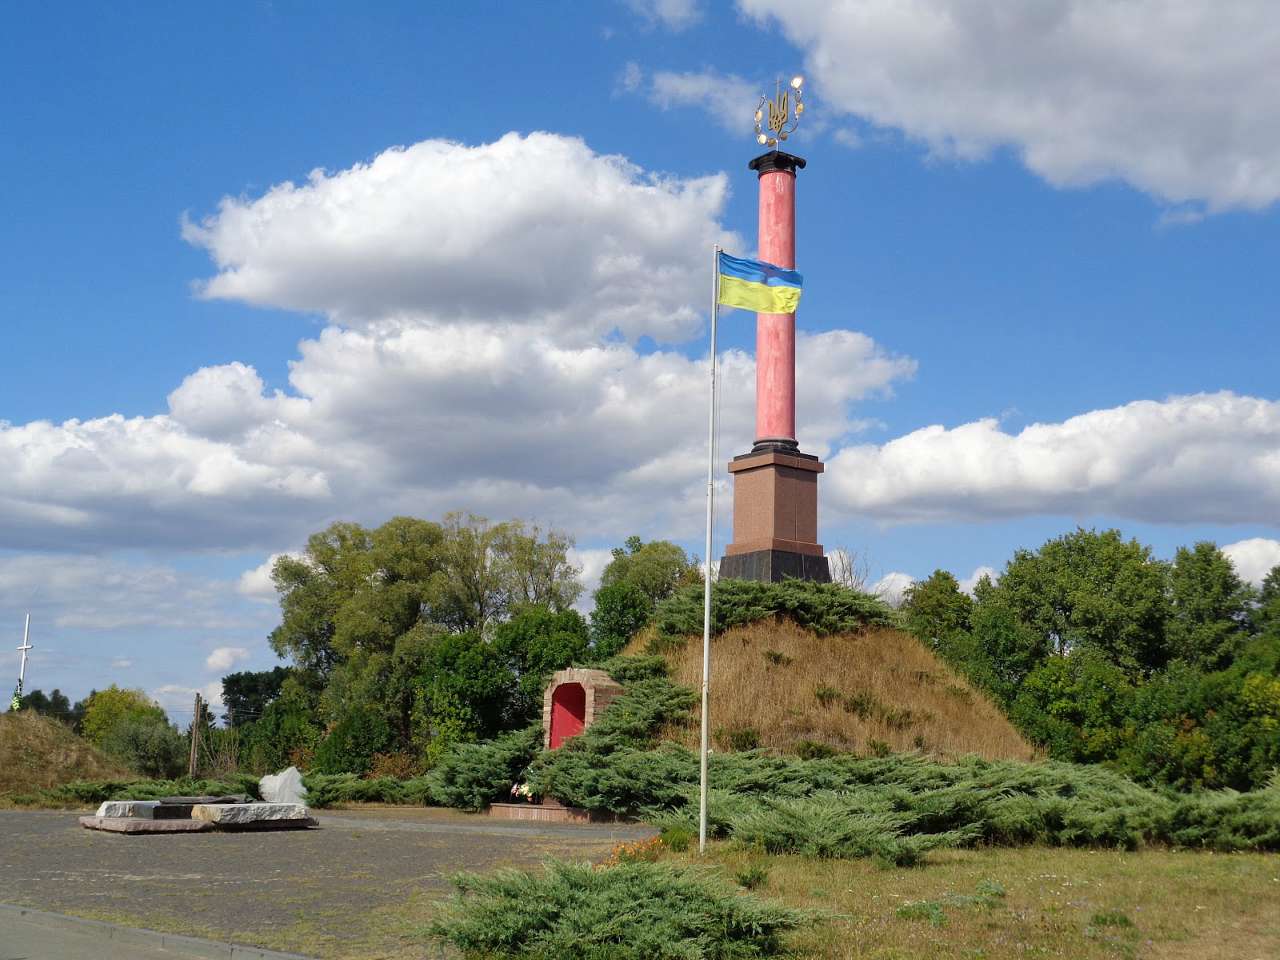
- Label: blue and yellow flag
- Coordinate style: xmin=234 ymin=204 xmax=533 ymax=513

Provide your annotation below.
xmin=717 ymin=251 xmax=803 ymax=314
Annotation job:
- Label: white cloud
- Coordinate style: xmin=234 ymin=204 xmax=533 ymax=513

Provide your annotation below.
xmin=648 ymin=68 xmax=759 ymax=136
xmin=626 ymin=0 xmax=702 ymax=31
xmin=0 ymin=133 xmax=915 ymax=557
xmin=0 ymin=555 xmax=243 ymax=631
xmin=205 ymin=646 xmax=250 ymax=672
xmin=183 ymin=132 xmax=735 ymax=346
xmin=110 ymin=658 xmax=133 ymax=669
xmin=570 ymin=547 xmax=614 ymax=608
xmin=958 ymin=565 xmax=998 ymax=596
xmin=1222 ymin=538 xmax=1280 ymax=587
xmin=741 ymin=0 xmax=1280 ymax=212
xmin=237 ymin=553 xmax=293 ymax=601
xmin=828 ymin=392 xmax=1280 ymax=526
xmin=618 ymin=61 xmax=644 ymax=94
xmin=872 ymin=570 xmax=914 ymax=607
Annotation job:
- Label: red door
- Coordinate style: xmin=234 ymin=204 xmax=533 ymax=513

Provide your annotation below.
xmin=549 ymin=683 xmax=586 ymax=749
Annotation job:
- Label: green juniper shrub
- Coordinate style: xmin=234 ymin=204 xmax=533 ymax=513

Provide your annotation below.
xmin=652 ymin=578 xmax=896 ymax=649
xmin=424 ymin=723 xmax=542 ymax=811
xmin=814 ymin=685 xmax=841 ymax=708
xmin=735 ymin=864 xmax=770 ymax=890
xmin=716 ymin=725 xmax=762 ymax=752
xmin=658 ymin=823 xmax=693 ymax=852
xmin=763 ymin=649 xmax=794 ymax=667
xmin=794 ymin=740 xmax=837 ymax=760
xmin=429 ymin=859 xmax=805 ymax=960
xmin=866 ymin=739 xmax=892 ymax=758
xmin=32 ymin=774 xmax=261 ymax=806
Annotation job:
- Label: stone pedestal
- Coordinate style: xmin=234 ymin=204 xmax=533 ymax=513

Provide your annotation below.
xmin=720 ymin=444 xmax=830 ymax=583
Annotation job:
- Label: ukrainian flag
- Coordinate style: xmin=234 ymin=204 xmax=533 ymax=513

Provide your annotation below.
xmin=717 ymin=251 xmax=803 ymax=314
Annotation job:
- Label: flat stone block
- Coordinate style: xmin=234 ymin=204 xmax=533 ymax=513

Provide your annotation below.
xmin=80 ymin=816 xmax=214 ymax=834
xmin=719 ymin=548 xmax=831 ymax=584
xmin=488 ymin=802 xmax=623 ymax=824
xmin=191 ymin=802 xmax=309 ymax=825
xmin=94 ymin=800 xmax=161 ymax=819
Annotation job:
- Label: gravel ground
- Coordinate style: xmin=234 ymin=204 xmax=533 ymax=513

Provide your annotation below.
xmin=0 ymin=807 xmax=654 ymax=958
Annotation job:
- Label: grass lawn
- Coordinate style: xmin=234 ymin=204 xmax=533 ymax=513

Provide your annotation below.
xmin=665 ymin=844 xmax=1279 ymax=960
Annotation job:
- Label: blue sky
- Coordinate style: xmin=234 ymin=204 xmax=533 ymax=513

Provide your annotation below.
xmin=3 ymin=0 xmax=1279 ymax=721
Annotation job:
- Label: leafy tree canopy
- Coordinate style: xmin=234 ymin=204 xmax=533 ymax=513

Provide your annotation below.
xmin=600 ymin=536 xmax=700 ymax=608
xmin=1167 ymin=541 xmax=1254 ymax=669
xmin=993 ymin=527 xmax=1170 ymax=673
xmin=221 ymin=666 xmax=291 ymax=727
xmin=79 ymin=685 xmax=168 ymax=746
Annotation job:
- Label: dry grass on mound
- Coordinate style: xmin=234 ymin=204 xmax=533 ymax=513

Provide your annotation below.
xmin=0 ymin=710 xmax=132 ymax=796
xmin=645 ymin=620 xmax=1037 ymax=761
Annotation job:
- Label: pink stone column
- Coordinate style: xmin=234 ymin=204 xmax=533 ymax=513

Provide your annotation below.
xmin=754 ymin=159 xmax=798 ymax=444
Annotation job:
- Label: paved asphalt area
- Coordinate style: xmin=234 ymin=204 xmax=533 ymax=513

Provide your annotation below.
xmin=0 ymin=808 xmax=654 ymax=959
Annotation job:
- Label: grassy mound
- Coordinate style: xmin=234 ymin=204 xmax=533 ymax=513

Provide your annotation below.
xmin=0 ymin=710 xmax=132 ymax=797
xmin=632 ymin=618 xmax=1036 ymax=761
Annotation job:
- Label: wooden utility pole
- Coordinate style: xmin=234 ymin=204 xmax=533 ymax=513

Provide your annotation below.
xmin=187 ymin=692 xmax=202 ymax=776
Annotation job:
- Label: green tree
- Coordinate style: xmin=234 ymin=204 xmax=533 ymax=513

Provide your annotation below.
xmin=1256 ymin=565 xmax=1280 ymax=636
xmin=590 ymin=581 xmax=652 ymax=658
xmin=900 ymin=570 xmax=973 ymax=650
xmin=100 ymin=717 xmax=187 ymax=778
xmin=434 ymin=514 xmax=581 ymax=633
xmin=1167 ymin=541 xmax=1254 ymax=669
xmin=220 ymin=667 xmax=291 ymax=727
xmin=992 ymin=528 xmax=1170 ymax=674
xmin=493 ymin=605 xmax=590 ymax=720
xmin=600 ymin=536 xmax=700 ymax=608
xmin=79 ymin=685 xmax=168 ymax=746
xmin=15 ymin=688 xmax=76 ymax=725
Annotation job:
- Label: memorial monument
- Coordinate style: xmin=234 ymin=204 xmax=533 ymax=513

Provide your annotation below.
xmin=719 ymin=78 xmax=831 ymax=583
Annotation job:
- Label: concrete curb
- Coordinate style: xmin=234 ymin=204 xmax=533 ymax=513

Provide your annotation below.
xmin=0 ymin=903 xmax=316 ymax=959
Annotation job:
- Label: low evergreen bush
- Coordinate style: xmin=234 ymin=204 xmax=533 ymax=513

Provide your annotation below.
xmin=425 ymin=724 xmax=542 ymax=811
xmin=430 ymin=859 xmax=804 ymax=959
xmin=652 ymin=579 xmax=896 ymax=648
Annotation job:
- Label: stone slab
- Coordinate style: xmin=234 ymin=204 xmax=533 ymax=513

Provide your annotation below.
xmin=488 ymin=802 xmax=623 ymax=824
xmin=95 ymin=801 xmax=161 ymax=819
xmin=80 ymin=816 xmax=215 ymax=834
xmin=191 ymin=803 xmax=310 ymax=825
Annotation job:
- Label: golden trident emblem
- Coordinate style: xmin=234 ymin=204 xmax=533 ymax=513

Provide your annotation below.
xmin=755 ymin=75 xmax=804 ymax=148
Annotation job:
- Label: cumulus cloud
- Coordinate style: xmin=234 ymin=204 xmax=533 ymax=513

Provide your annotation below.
xmin=205 ymin=646 xmax=250 ymax=672
xmin=237 ymin=553 xmax=293 ymax=601
xmin=647 ymin=68 xmax=759 ymax=136
xmin=183 ymin=133 xmax=735 ymax=345
xmin=741 ymin=0 xmax=1280 ymax=211
xmin=872 ymin=570 xmax=914 ymax=607
xmin=828 ymin=392 xmax=1280 ymax=526
xmin=626 ymin=0 xmax=702 ymax=31
xmin=1222 ymin=538 xmax=1280 ymax=586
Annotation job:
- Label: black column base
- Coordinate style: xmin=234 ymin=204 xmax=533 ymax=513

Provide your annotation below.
xmin=719 ymin=549 xmax=831 ymax=584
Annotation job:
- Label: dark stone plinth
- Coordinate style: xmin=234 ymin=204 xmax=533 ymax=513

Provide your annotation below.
xmin=719 ymin=548 xmax=831 ymax=584
xmin=749 ymin=151 xmax=807 ymax=176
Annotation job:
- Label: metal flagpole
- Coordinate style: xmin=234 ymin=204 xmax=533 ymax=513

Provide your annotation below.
xmin=699 ymin=245 xmax=720 ymax=855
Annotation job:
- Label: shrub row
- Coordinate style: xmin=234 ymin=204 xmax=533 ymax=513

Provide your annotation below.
xmin=652 ymin=579 xmax=897 ymax=648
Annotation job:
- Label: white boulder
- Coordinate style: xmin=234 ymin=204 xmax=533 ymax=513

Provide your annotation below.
xmin=259 ymin=766 xmax=308 ymax=805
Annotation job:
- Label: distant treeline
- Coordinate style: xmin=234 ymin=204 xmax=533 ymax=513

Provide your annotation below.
xmin=901 ymin=529 xmax=1280 ymax=790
